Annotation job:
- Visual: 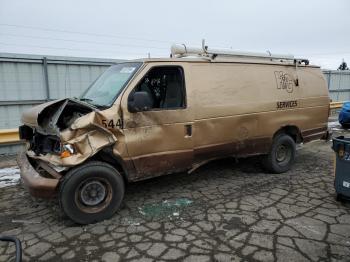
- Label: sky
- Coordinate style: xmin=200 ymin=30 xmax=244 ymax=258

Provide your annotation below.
xmin=0 ymin=0 xmax=349 ymax=69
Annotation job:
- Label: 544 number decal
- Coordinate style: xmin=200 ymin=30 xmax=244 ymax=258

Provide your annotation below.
xmin=102 ymin=119 xmax=123 ymax=129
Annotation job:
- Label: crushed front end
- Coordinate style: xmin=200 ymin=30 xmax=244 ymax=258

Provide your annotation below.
xmin=17 ymin=98 xmax=118 ymax=198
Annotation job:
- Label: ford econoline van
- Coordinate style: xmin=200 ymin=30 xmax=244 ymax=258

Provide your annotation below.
xmin=18 ymin=43 xmax=330 ymax=224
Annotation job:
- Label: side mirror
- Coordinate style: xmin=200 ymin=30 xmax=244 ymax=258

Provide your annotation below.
xmin=128 ymin=91 xmax=153 ymax=113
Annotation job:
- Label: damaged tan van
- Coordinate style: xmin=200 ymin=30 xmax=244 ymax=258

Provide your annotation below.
xmin=18 ymin=43 xmax=330 ymax=224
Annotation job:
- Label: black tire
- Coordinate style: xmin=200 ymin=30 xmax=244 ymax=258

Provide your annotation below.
xmin=336 ymin=194 xmax=343 ymax=202
xmin=341 ymin=123 xmax=350 ymax=129
xmin=59 ymin=161 xmax=125 ymax=224
xmin=263 ymin=133 xmax=296 ymax=173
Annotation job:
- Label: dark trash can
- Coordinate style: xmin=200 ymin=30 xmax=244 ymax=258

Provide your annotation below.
xmin=332 ymin=136 xmax=350 ymax=201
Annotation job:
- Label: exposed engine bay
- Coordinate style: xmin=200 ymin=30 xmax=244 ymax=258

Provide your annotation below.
xmin=19 ymin=99 xmax=94 ymax=156
xmin=37 ymin=99 xmax=93 ymax=134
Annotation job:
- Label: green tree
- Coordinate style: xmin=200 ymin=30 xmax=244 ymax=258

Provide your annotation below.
xmin=338 ymin=59 xmax=349 ymax=70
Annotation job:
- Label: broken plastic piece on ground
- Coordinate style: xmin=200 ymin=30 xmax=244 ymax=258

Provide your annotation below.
xmin=138 ymin=198 xmax=193 ymax=219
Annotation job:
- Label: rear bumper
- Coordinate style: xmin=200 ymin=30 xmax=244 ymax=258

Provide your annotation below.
xmin=17 ymin=152 xmax=59 ymax=198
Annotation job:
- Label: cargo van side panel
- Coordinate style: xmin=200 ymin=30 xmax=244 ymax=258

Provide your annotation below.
xmin=189 ymin=63 xmax=329 ymax=163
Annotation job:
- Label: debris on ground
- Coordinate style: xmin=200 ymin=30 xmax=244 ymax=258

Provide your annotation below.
xmin=138 ymin=198 xmax=193 ymax=219
xmin=0 ymin=167 xmax=20 ymax=188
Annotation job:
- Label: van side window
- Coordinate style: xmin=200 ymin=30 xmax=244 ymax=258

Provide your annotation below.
xmin=130 ymin=66 xmax=186 ymax=110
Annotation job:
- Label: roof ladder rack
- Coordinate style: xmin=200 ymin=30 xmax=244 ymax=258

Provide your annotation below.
xmin=170 ymin=40 xmax=309 ymax=65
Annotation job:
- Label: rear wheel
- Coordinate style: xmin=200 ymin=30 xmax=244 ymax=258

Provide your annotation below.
xmin=59 ymin=161 xmax=125 ymax=224
xmin=336 ymin=194 xmax=343 ymax=202
xmin=263 ymin=133 xmax=296 ymax=173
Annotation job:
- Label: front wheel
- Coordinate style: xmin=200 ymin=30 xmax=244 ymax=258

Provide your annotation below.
xmin=263 ymin=134 xmax=296 ymax=173
xmin=59 ymin=161 xmax=125 ymax=224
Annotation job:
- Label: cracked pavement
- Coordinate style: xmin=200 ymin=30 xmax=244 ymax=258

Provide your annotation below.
xmin=0 ymin=138 xmax=350 ymax=261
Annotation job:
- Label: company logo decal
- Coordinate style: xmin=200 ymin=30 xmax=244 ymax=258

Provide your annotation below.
xmin=274 ymin=71 xmax=297 ymax=93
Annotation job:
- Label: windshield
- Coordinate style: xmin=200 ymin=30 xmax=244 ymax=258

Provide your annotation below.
xmin=80 ymin=62 xmax=142 ymax=107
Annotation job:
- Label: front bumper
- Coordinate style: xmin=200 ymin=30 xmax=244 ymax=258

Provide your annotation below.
xmin=17 ymin=152 xmax=59 ymax=198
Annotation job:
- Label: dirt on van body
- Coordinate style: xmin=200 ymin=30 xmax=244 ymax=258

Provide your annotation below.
xmin=1 ymin=132 xmax=350 ymax=261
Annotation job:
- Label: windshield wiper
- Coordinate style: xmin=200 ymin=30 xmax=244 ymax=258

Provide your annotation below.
xmin=79 ymin=98 xmax=110 ymax=109
xmin=74 ymin=97 xmax=98 ymax=109
xmin=79 ymin=98 xmax=93 ymax=102
xmin=76 ymin=97 xmax=109 ymax=109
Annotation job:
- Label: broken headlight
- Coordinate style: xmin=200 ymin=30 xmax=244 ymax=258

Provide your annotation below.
xmin=61 ymin=144 xmax=75 ymax=158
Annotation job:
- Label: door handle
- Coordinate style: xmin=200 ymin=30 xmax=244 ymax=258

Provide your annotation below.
xmin=185 ymin=124 xmax=192 ymax=137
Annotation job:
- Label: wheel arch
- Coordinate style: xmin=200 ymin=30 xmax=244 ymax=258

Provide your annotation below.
xmin=273 ymin=125 xmax=303 ymax=143
xmin=89 ymin=146 xmax=131 ymax=184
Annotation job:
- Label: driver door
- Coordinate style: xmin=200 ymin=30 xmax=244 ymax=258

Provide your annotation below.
xmin=121 ymin=63 xmax=194 ymax=179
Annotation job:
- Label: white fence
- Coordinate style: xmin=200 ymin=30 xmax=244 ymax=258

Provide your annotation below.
xmin=0 ymin=53 xmax=122 ymax=130
xmin=323 ymin=70 xmax=350 ymax=102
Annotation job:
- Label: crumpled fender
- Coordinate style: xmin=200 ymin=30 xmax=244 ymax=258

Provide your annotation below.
xmin=28 ymin=106 xmax=123 ymax=167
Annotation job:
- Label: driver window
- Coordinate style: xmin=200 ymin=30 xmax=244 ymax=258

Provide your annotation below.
xmin=130 ymin=66 xmax=186 ymax=110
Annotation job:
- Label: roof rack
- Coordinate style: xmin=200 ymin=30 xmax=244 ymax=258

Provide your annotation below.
xmin=170 ymin=40 xmax=309 ymax=65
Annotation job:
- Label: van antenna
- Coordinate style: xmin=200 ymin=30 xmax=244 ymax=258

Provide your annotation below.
xmin=202 ymin=39 xmax=208 ymax=53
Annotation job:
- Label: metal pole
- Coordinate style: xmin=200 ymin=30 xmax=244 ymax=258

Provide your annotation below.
xmin=43 ymin=57 xmax=50 ymax=101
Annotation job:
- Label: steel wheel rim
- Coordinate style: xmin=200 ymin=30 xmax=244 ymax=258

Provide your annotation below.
xmin=276 ymin=144 xmax=291 ymax=164
xmin=75 ymin=177 xmax=113 ymax=214
xmin=80 ymin=181 xmax=106 ymax=206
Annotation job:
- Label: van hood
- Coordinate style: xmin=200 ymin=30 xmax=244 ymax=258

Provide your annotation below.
xmin=22 ymin=99 xmax=64 ymax=127
xmin=21 ymin=98 xmax=95 ymax=135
